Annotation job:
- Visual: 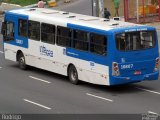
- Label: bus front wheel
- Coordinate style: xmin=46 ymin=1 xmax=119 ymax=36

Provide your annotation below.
xmin=68 ymin=65 xmax=79 ymax=85
xmin=18 ymin=53 xmax=27 ymax=70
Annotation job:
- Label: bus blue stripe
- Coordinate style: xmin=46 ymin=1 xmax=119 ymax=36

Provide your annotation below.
xmin=66 ymin=48 xmax=108 ymax=66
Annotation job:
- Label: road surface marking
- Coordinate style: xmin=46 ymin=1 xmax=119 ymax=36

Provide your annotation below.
xmin=148 ymin=111 xmax=158 ymax=115
xmin=0 ymin=67 xmax=2 ymax=69
xmin=86 ymin=93 xmax=113 ymax=102
xmin=135 ymin=87 xmax=160 ymax=95
xmin=0 ymin=51 xmax=4 ymax=54
xmin=29 ymin=76 xmax=51 ymax=84
xmin=23 ymin=99 xmax=52 ymax=110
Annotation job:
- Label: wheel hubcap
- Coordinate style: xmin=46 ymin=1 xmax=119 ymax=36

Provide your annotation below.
xmin=71 ymin=69 xmax=77 ymax=81
xmin=20 ymin=57 xmax=25 ymax=66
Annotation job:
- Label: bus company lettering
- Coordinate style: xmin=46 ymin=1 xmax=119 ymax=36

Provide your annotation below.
xmin=40 ymin=46 xmax=53 ymax=57
xmin=125 ymin=28 xmax=147 ymax=32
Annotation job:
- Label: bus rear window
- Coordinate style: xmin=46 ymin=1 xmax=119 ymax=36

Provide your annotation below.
xmin=116 ymin=31 xmax=156 ymax=51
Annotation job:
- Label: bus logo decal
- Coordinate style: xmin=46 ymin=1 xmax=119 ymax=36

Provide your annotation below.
xmin=40 ymin=46 xmax=53 ymax=57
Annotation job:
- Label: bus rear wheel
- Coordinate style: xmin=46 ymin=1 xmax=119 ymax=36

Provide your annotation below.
xmin=18 ymin=53 xmax=27 ymax=70
xmin=68 ymin=65 xmax=79 ymax=85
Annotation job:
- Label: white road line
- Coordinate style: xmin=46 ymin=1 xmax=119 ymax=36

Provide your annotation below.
xmin=0 ymin=67 xmax=2 ymax=69
xmin=0 ymin=51 xmax=4 ymax=54
xmin=29 ymin=76 xmax=51 ymax=84
xmin=86 ymin=93 xmax=113 ymax=102
xmin=23 ymin=99 xmax=52 ymax=110
xmin=135 ymin=87 xmax=160 ymax=95
xmin=148 ymin=111 xmax=158 ymax=115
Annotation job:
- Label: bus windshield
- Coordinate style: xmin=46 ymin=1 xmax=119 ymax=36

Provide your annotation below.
xmin=116 ymin=31 xmax=156 ymax=51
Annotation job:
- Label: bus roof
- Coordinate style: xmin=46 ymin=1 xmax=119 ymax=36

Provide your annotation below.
xmin=6 ymin=8 xmax=155 ymax=32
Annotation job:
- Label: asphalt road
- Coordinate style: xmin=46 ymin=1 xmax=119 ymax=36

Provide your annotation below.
xmin=0 ymin=32 xmax=160 ymax=115
xmin=53 ymin=0 xmax=92 ymax=15
xmin=0 ymin=0 xmax=160 ymax=116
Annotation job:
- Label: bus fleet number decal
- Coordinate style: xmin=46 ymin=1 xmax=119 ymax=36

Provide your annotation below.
xmin=121 ymin=64 xmax=133 ymax=70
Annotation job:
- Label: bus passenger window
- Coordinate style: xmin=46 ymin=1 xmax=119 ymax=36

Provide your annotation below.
xmin=116 ymin=34 xmax=125 ymax=51
xmin=18 ymin=19 xmax=27 ymax=38
xmin=90 ymin=33 xmax=107 ymax=55
xmin=41 ymin=23 xmax=55 ymax=44
xmin=56 ymin=26 xmax=71 ymax=47
xmin=73 ymin=30 xmax=89 ymax=51
xmin=140 ymin=32 xmax=154 ymax=48
xmin=28 ymin=20 xmax=40 ymax=41
xmin=3 ymin=22 xmax=14 ymax=42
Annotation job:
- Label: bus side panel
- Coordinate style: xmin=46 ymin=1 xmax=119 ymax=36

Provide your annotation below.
xmin=67 ymin=23 xmax=111 ymax=85
xmin=77 ymin=63 xmax=109 ymax=85
xmin=66 ymin=48 xmax=110 ymax=85
xmin=26 ymin=39 xmax=68 ymax=76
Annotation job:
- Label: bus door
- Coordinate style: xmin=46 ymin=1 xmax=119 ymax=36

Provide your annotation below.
xmin=1 ymin=15 xmax=17 ymax=61
xmin=1 ymin=16 xmax=15 ymax=43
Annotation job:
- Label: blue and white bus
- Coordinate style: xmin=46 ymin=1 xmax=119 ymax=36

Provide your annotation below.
xmin=1 ymin=8 xmax=159 ymax=86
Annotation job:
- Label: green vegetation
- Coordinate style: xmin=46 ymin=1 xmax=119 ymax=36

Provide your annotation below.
xmin=1 ymin=0 xmax=51 ymax=6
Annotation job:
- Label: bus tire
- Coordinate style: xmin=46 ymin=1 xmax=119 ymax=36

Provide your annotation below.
xmin=18 ymin=53 xmax=27 ymax=70
xmin=68 ymin=65 xmax=79 ymax=85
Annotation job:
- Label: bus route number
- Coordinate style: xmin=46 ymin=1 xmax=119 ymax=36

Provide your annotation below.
xmin=121 ymin=64 xmax=133 ymax=70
